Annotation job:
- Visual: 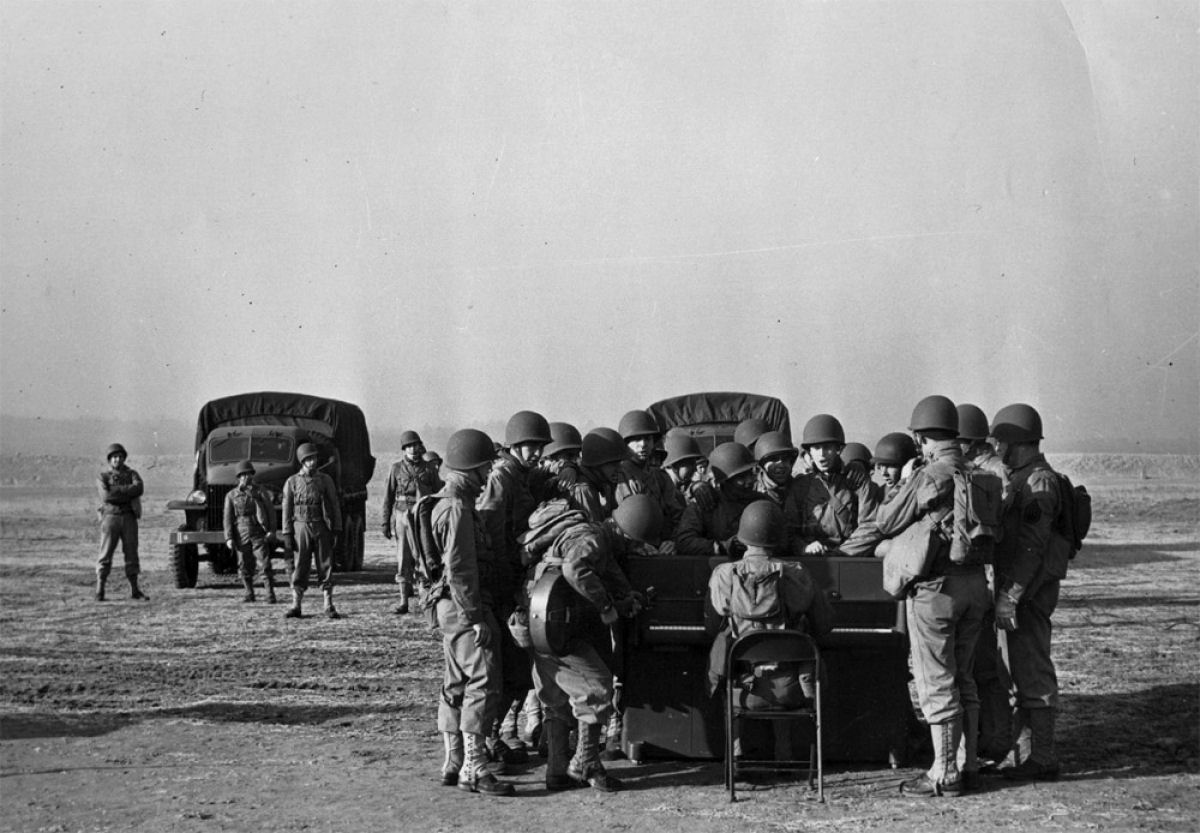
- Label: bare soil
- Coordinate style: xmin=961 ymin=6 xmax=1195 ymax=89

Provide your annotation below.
xmin=0 ymin=455 xmax=1197 ymax=832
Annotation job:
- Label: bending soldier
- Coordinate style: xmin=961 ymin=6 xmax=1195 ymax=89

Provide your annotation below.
xmin=523 ymin=494 xmax=659 ymax=792
xmin=223 ymin=460 xmax=277 ymax=603
xmin=95 ymin=443 xmax=146 ymax=602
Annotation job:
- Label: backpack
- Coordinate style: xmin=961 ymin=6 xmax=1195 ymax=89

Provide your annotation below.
xmin=1055 ymin=474 xmax=1092 ymax=558
xmin=727 ymin=563 xmax=789 ymax=637
xmin=946 ymin=466 xmax=1004 ymax=564
xmin=404 ymin=494 xmax=444 ymax=587
xmin=517 ymin=499 xmax=589 ymax=567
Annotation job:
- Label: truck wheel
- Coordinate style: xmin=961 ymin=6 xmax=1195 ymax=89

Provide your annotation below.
xmin=171 ymin=534 xmax=199 ymax=589
xmin=347 ymin=512 xmax=365 ymax=571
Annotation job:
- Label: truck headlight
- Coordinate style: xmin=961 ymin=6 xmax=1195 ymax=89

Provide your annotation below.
xmin=186 ymin=490 xmax=207 ymax=504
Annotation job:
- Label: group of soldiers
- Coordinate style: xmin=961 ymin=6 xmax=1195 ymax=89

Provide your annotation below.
xmin=376 ymin=397 xmax=1070 ymax=798
xmin=93 ymin=393 xmax=1069 ymax=799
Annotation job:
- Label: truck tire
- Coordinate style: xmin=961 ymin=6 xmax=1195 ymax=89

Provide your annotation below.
xmin=171 ymin=532 xmax=199 ymax=589
xmin=336 ymin=511 xmax=365 ymax=572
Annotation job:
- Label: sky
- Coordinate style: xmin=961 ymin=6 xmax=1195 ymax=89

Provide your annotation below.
xmin=2 ymin=1 xmax=1197 ymax=452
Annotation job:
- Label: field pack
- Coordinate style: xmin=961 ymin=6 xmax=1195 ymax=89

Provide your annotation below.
xmin=518 ymin=499 xmax=588 ymax=567
xmin=1055 ymin=473 xmax=1092 ymax=558
xmin=946 ymin=466 xmax=1004 ymax=564
xmin=404 ymin=495 xmax=444 ymax=589
xmin=726 ymin=562 xmax=789 ymax=636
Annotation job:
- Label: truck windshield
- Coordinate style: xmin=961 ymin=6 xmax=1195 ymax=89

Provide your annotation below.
xmin=251 ymin=436 xmax=293 ymax=462
xmin=208 ymin=436 xmax=295 ymax=464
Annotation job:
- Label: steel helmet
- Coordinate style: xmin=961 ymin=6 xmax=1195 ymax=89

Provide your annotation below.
xmin=591 ymin=426 xmax=625 ymax=447
xmin=297 ymin=443 xmax=320 ymax=463
xmin=444 ymin=429 xmax=497 ymax=471
xmin=738 ymin=500 xmax=785 ymax=549
xmin=840 ymin=442 xmax=872 ymax=468
xmin=618 ymin=410 xmax=661 ymax=441
xmin=236 ymin=460 xmax=256 ymax=477
xmin=708 ymin=442 xmax=757 ymax=483
xmin=956 ymin=404 xmax=990 ymax=442
xmin=505 ymin=410 xmax=552 ymax=447
xmin=105 ymin=443 xmax=128 ymax=458
xmin=908 ymin=395 xmax=958 ymax=434
xmin=991 ymin=403 xmax=1043 ymax=443
xmin=662 ymin=433 xmax=703 ymax=468
xmin=612 ymin=494 xmax=663 ymax=545
xmin=400 ymin=430 xmax=423 ymax=449
xmin=734 ymin=418 xmax=772 ymax=449
xmin=753 ymin=430 xmax=798 ymax=464
xmin=545 ymin=422 xmax=583 ymax=457
xmin=801 ymin=414 xmax=845 ymax=447
xmin=872 ymin=432 xmax=918 ymax=466
xmin=423 ymin=450 xmax=442 ymax=465
xmin=581 ymin=430 xmax=627 ymax=467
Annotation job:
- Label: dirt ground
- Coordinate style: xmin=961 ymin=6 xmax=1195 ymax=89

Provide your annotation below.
xmin=0 ymin=455 xmax=1197 ymax=832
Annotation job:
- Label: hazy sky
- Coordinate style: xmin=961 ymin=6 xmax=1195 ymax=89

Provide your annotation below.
xmin=2 ymin=1 xmax=1196 ymax=449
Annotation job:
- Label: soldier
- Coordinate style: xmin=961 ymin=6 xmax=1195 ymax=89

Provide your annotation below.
xmin=957 ymin=403 xmax=1016 ymax=768
xmin=706 ymin=501 xmax=834 ymax=758
xmin=523 ymin=494 xmax=659 ymax=792
xmin=615 ymin=410 xmax=684 ymax=538
xmin=95 ymin=443 xmax=146 ymax=602
xmin=754 ymin=430 xmax=799 ymax=506
xmin=281 ymin=443 xmax=343 ymax=619
xmin=733 ymin=417 xmax=771 ymax=455
xmin=990 ymin=403 xmax=1066 ymax=782
xmin=543 ymin=422 xmax=583 ymax=471
xmin=872 ymin=396 xmax=991 ymax=796
xmin=428 ymin=429 xmax=515 ymax=796
xmin=786 ymin=414 xmax=875 ymax=556
xmin=675 ymin=442 xmax=762 ymax=558
xmin=661 ymin=433 xmax=707 ymax=504
xmin=477 ymin=410 xmax=551 ymax=764
xmin=871 ymin=432 xmax=920 ymax=506
xmin=565 ymin=429 xmax=626 ymax=522
xmin=382 ymin=430 xmax=443 ymax=615
xmin=223 ymin=460 xmax=277 ymax=603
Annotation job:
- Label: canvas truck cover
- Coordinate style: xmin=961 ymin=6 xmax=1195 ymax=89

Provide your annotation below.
xmin=194 ymin=392 xmax=376 ymax=492
xmin=647 ymin=392 xmax=791 ymax=453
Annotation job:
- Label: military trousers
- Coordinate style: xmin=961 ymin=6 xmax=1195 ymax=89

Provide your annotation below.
xmin=232 ymin=527 xmax=271 ymax=581
xmin=1007 ymin=577 xmax=1060 ymax=710
xmin=97 ymin=513 xmax=139 ymax=580
xmin=290 ymin=523 xmax=333 ymax=592
xmin=435 ymin=599 xmax=501 ymax=736
xmin=530 ymin=639 xmax=615 ymax=727
xmin=392 ymin=507 xmax=415 ymax=585
xmin=906 ymin=569 xmax=990 ymax=725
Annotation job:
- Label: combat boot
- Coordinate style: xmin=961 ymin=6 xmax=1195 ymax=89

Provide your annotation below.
xmin=901 ymin=719 xmax=962 ymax=797
xmin=544 ymin=718 xmax=575 ymax=791
xmin=129 ymin=577 xmax=148 ymax=601
xmin=441 ymin=731 xmax=464 ymax=787
xmin=498 ymin=701 xmax=530 ymax=764
xmin=600 ymin=709 xmax=625 ymax=761
xmin=1003 ymin=709 xmax=1059 ymax=781
xmin=241 ymin=576 xmax=256 ymax=603
xmin=458 ymin=732 xmax=515 ymax=797
xmin=323 ymin=588 xmax=341 ymax=619
xmin=95 ymin=577 xmax=106 ymax=602
xmin=568 ymin=720 xmax=623 ymax=792
xmin=959 ymin=707 xmax=980 ymax=790
xmin=284 ymin=588 xmax=303 ymax=618
xmin=263 ymin=571 xmax=277 ymax=604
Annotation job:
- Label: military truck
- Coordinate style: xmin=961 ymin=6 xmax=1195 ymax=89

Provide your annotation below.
xmin=166 ymin=392 xmax=376 ymax=588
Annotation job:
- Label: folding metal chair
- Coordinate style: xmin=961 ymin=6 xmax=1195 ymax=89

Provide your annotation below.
xmin=724 ymin=629 xmax=823 ymax=802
